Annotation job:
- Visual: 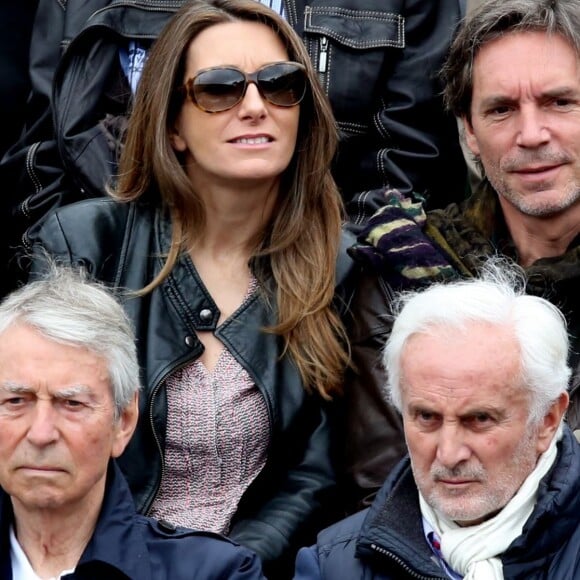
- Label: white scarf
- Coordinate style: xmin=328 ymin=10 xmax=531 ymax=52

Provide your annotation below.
xmin=419 ymin=423 xmax=563 ymax=579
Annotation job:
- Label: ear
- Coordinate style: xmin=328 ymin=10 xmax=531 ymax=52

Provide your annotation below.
xmin=535 ymin=392 xmax=569 ymax=454
xmin=111 ymin=392 xmax=139 ymax=458
xmin=169 ymin=128 xmax=187 ymax=152
xmin=461 ymin=116 xmax=480 ymax=157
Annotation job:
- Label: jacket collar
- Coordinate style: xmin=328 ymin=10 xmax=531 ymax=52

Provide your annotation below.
xmin=0 ymin=487 xmax=13 ymax=579
xmin=355 ymin=457 xmax=446 ymax=578
xmin=355 ymin=427 xmax=580 ymax=577
xmin=0 ymin=462 xmax=152 ymax=579
xmin=501 ymin=426 xmax=580 ymax=573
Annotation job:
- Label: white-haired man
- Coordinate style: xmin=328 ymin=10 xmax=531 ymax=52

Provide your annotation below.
xmin=295 ymin=262 xmax=580 ymax=579
xmin=0 ymin=267 xmax=264 ymax=579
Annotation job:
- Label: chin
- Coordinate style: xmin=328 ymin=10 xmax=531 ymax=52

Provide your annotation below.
xmin=430 ymin=493 xmax=502 ymax=526
xmin=502 ymin=186 xmax=580 ymax=218
xmin=16 ymin=493 xmax=68 ymax=511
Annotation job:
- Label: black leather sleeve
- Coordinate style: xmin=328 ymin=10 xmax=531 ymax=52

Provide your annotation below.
xmin=341 ymin=272 xmax=407 ymax=510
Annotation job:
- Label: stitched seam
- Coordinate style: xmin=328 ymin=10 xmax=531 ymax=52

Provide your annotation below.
xmin=352 ymin=190 xmax=369 ymax=225
xmin=305 ymin=8 xmax=404 ymax=48
xmin=284 ymin=0 xmax=298 ymax=28
xmin=376 ymin=148 xmax=389 ymax=186
xmin=373 ymin=107 xmax=391 ymax=142
xmin=306 ymin=28 xmax=403 ymax=49
xmin=25 ymin=142 xmax=43 ymax=195
xmin=309 ymin=7 xmax=402 ymax=19
xmin=339 ymin=121 xmax=367 ymax=134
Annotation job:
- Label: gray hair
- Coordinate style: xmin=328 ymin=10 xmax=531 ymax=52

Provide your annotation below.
xmin=0 ymin=266 xmax=140 ymax=419
xmin=442 ymin=0 xmax=580 ymax=119
xmin=383 ymin=259 xmax=571 ymax=425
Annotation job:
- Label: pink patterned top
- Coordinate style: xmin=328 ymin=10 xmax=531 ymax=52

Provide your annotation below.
xmin=149 ymin=280 xmax=270 ymax=533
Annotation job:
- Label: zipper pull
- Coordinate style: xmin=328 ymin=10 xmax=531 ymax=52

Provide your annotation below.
xmin=318 ymin=36 xmax=328 ymax=73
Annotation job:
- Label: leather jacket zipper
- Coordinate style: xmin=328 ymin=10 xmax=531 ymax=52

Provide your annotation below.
xmin=318 ymin=36 xmax=329 ymax=73
xmin=145 ymin=376 xmax=166 ymax=515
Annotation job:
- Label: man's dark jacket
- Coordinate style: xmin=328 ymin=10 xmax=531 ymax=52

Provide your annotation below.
xmin=29 ymin=198 xmax=357 ymax=574
xmin=0 ymin=462 xmax=264 ymax=579
xmin=295 ymin=426 xmax=580 ymax=579
xmin=0 ymin=0 xmax=186 ymax=296
xmin=286 ymin=0 xmax=466 ymax=211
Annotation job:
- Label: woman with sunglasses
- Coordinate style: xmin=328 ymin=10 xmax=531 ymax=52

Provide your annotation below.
xmin=28 ymin=0 xmax=355 ymax=576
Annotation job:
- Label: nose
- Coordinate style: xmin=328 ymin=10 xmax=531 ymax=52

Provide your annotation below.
xmin=26 ymin=402 xmax=59 ymax=447
xmin=237 ymin=82 xmax=267 ymax=120
xmin=516 ymin=105 xmax=550 ymax=148
xmin=435 ymin=422 xmax=472 ymax=468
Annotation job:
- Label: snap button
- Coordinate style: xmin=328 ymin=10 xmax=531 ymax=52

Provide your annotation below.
xmin=184 ymin=335 xmax=195 ymax=347
xmin=158 ymin=519 xmax=177 ymax=533
xmin=199 ymin=308 xmax=213 ymax=322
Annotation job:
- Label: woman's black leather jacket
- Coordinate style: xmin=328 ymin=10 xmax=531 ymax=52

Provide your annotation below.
xmin=28 ymin=198 xmax=357 ymax=573
xmin=286 ymin=0 xmax=466 ymax=214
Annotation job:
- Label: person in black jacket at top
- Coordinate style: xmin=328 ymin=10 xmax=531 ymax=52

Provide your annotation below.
xmin=0 ymin=1 xmax=38 ymax=297
xmin=28 ymin=0 xmax=357 ymax=576
xmin=0 ymin=267 xmax=264 ymax=580
xmin=285 ymin=0 xmax=467 ymax=220
xmin=0 ymin=1 xmax=38 ymax=160
xmin=296 ymin=262 xmax=580 ymax=579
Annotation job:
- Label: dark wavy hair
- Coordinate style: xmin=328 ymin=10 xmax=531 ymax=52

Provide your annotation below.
xmin=442 ymin=0 xmax=580 ymax=121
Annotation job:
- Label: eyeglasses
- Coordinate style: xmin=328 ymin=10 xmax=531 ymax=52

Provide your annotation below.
xmin=178 ymin=61 xmax=307 ymax=113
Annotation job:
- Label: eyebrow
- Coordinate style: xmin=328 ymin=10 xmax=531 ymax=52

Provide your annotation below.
xmin=406 ymin=403 xmax=439 ymax=415
xmin=0 ymin=382 xmax=93 ymax=398
xmin=541 ymin=86 xmax=580 ymax=99
xmin=479 ymin=86 xmax=580 ymax=111
xmin=406 ymin=402 xmax=506 ymax=420
xmin=0 ymin=382 xmax=32 ymax=394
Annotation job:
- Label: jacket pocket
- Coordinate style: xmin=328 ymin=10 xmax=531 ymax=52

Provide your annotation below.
xmin=303 ymin=4 xmax=404 ymax=134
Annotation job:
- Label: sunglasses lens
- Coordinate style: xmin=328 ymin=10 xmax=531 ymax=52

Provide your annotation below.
xmin=192 ymin=68 xmax=245 ymax=112
xmin=186 ymin=63 xmax=307 ymax=112
xmin=258 ymin=63 xmax=306 ymax=106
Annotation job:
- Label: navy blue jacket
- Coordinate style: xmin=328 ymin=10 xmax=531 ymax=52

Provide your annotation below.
xmin=295 ymin=426 xmax=580 ymax=579
xmin=0 ymin=462 xmax=265 ymax=579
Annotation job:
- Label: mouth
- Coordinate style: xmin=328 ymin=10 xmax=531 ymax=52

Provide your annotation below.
xmin=437 ymin=478 xmax=477 ymax=486
xmin=18 ymin=466 xmax=66 ymax=473
xmin=514 ymin=164 xmax=561 ymax=174
xmin=509 ymin=164 xmax=566 ymax=186
xmin=229 ymin=135 xmax=273 ymax=145
xmin=510 ymin=163 xmax=565 ymax=179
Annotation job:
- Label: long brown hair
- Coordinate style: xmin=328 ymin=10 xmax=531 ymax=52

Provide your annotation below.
xmin=111 ymin=0 xmax=347 ymax=398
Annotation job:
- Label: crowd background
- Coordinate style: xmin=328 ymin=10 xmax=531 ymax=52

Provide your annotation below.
xmin=2 ymin=0 xmax=579 ymax=579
